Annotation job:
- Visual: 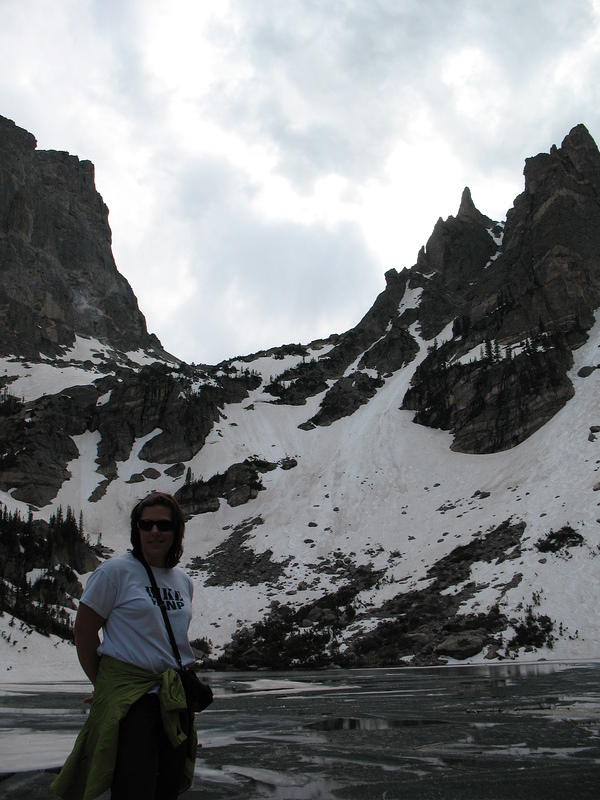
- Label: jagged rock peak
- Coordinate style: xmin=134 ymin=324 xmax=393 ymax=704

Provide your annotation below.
xmin=0 ymin=115 xmax=37 ymax=155
xmin=416 ymin=186 xmax=497 ymax=281
xmin=456 ymin=187 xmax=492 ymax=227
xmin=560 ymin=123 xmax=600 ymax=193
xmin=523 ymin=122 xmax=600 ymax=197
xmin=561 ymin=123 xmax=598 ymax=155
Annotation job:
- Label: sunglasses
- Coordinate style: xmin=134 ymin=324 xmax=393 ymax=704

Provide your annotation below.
xmin=138 ymin=519 xmax=174 ymax=532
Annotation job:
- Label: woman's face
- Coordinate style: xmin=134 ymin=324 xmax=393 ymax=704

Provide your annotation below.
xmin=138 ymin=504 xmax=175 ymax=567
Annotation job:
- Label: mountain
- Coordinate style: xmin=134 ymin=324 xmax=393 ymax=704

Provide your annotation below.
xmin=1 ymin=115 xmax=600 ymax=678
xmin=0 ymin=116 xmax=166 ymax=359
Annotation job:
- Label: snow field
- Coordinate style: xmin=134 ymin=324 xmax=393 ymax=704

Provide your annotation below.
xmin=3 ymin=315 xmax=600 ymax=677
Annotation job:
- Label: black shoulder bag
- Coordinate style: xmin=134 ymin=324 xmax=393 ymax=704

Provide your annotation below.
xmin=140 ymin=558 xmax=213 ymax=713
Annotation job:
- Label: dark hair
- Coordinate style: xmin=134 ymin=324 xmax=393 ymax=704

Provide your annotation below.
xmin=130 ymin=491 xmax=185 ymax=568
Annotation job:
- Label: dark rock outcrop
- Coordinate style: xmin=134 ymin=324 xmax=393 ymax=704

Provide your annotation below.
xmin=188 ymin=515 xmax=291 ymax=586
xmin=403 ymin=337 xmax=574 ymax=453
xmin=0 ymin=504 xmax=102 ymax=638
xmin=208 ymin=520 xmax=531 ymax=669
xmin=212 ymin=562 xmax=383 ymax=669
xmin=0 ymin=115 xmax=164 ymax=358
xmin=0 ymin=362 xmax=260 ymax=506
xmin=300 ymin=371 xmax=384 ymax=429
xmin=264 ymin=268 xmax=418 ymax=423
xmin=92 ymin=365 xmax=258 ymax=476
xmin=535 ymin=525 xmax=584 ymax=554
xmin=403 ymin=125 xmax=600 ymax=452
xmin=0 ymin=384 xmax=94 ymax=506
xmin=175 ymin=458 xmax=276 ymax=516
xmin=343 ymin=519 xmax=527 ymax=665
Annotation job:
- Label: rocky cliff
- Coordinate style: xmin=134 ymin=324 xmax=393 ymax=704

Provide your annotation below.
xmin=264 ymin=125 xmax=600 ymax=454
xmin=0 ymin=115 xmax=164 ymax=358
xmin=402 ymin=124 xmax=600 ymax=451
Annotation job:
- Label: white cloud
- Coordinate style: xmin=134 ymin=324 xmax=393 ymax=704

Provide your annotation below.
xmin=441 ymin=47 xmax=507 ymax=134
xmin=553 ymin=5 xmax=600 ymax=98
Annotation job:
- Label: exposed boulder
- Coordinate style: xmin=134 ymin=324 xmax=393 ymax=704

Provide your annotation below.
xmin=436 ymin=631 xmax=486 ymax=659
xmin=164 ymin=462 xmax=186 ymax=478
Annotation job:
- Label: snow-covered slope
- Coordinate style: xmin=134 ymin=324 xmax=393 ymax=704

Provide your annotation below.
xmin=2 ymin=311 xmax=600 ymax=680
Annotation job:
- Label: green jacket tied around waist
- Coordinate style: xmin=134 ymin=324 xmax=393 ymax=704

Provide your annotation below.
xmin=51 ymin=655 xmax=197 ymax=800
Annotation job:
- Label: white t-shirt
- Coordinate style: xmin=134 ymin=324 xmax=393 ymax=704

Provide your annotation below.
xmin=81 ymin=552 xmax=195 ymax=674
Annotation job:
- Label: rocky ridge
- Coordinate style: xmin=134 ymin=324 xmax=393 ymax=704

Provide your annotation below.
xmin=256 ymin=125 xmax=600 ymax=453
xmin=2 ymin=118 xmax=600 ymax=670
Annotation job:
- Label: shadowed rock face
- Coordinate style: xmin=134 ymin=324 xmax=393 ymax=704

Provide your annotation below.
xmin=403 ymin=338 xmax=575 ymax=453
xmin=0 ymin=115 xmax=163 ymax=358
xmin=0 ymin=364 xmax=261 ymax=507
xmin=473 ymin=124 xmax=600 ymax=347
xmin=402 ymin=124 xmax=600 ymax=452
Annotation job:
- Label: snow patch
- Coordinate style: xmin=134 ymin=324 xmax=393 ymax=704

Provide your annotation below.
xmin=398 ymin=286 xmax=423 ymax=315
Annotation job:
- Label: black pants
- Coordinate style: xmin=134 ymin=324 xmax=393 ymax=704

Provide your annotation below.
xmin=111 ymin=693 xmax=188 ymax=800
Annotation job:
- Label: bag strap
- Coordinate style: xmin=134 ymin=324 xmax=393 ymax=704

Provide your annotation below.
xmin=138 ymin=556 xmax=184 ymax=671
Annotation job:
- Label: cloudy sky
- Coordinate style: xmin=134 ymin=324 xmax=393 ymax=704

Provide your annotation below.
xmin=1 ymin=1 xmax=599 ymax=363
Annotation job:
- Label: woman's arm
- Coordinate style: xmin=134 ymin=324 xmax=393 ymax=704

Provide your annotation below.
xmin=74 ymin=602 xmax=106 ymax=686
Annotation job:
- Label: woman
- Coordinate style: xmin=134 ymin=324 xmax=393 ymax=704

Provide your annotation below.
xmin=52 ymin=492 xmax=198 ymax=800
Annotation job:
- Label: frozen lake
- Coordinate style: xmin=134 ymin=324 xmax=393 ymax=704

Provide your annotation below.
xmin=1 ymin=661 xmax=600 ymax=799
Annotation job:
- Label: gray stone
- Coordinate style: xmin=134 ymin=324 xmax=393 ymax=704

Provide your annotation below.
xmin=164 ymin=462 xmax=186 ymax=477
xmin=227 ymin=486 xmax=256 ymax=507
xmin=578 ymin=366 xmax=596 ymax=377
xmin=436 ymin=631 xmax=485 ymax=659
